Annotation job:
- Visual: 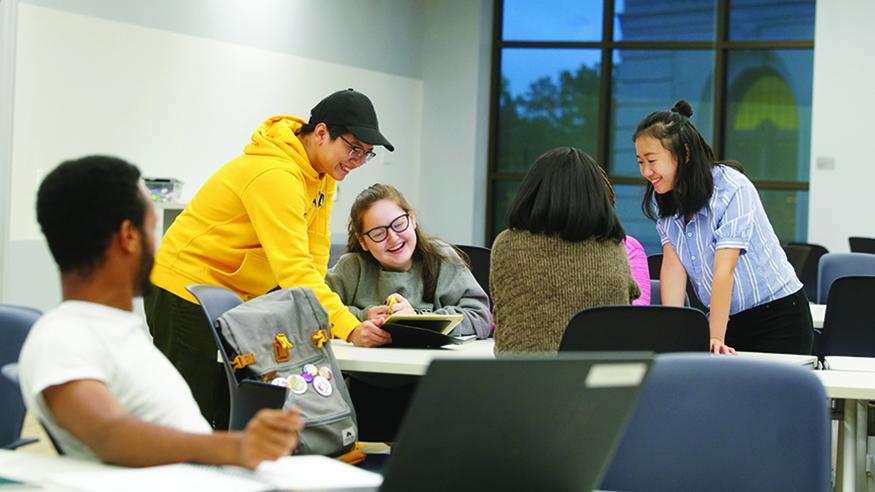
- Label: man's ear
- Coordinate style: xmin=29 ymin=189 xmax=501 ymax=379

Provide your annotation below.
xmin=315 ymin=122 xmax=329 ymax=143
xmin=117 ymin=219 xmax=140 ymax=254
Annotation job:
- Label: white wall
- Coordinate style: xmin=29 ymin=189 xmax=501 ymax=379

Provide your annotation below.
xmin=1 ymin=0 xmax=492 ymax=309
xmin=0 ymin=0 xmax=19 ymax=302
xmin=808 ymin=0 xmax=875 ymax=254
xmin=417 ymin=0 xmax=493 ymax=246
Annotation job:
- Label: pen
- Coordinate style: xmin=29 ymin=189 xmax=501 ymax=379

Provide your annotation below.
xmin=387 ymin=296 xmax=396 ymax=315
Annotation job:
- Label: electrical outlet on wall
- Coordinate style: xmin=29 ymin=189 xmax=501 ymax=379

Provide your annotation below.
xmin=816 ymin=156 xmax=836 ymax=171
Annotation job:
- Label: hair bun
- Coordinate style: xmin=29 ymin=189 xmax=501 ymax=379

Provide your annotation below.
xmin=671 ymin=100 xmax=693 ymax=118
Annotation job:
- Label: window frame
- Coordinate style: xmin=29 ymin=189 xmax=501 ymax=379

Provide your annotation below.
xmin=486 ymin=0 xmax=814 ymax=240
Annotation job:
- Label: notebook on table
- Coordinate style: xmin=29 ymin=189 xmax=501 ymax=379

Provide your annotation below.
xmin=380 ymin=353 xmax=653 ymax=492
xmin=380 ymin=313 xmax=464 ymax=348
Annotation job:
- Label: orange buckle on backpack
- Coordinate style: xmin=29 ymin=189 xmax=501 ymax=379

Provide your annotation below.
xmin=230 ymin=353 xmax=256 ymax=372
xmin=274 ymin=333 xmax=294 ymax=362
xmin=311 ymin=329 xmax=329 ymax=349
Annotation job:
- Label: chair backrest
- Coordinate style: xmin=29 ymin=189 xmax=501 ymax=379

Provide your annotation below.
xmin=817 ymin=252 xmax=875 ymax=303
xmin=559 ymin=305 xmax=709 ymax=353
xmin=849 ymin=236 xmax=875 ymax=254
xmin=647 ymin=254 xmax=663 ymax=280
xmin=649 ymin=279 xmax=691 ymax=307
xmin=647 ymin=255 xmax=707 ymax=312
xmin=600 ymin=354 xmax=831 ymax=492
xmin=821 ymin=276 xmax=875 ymax=358
xmin=185 ymin=284 xmax=244 ymax=383
xmin=0 ymin=305 xmax=42 ymax=448
xmin=782 ymin=244 xmax=811 ymax=279
xmin=454 ymin=244 xmax=491 ymax=299
xmin=789 ymin=241 xmax=828 ymax=301
xmin=186 ymin=285 xmax=286 ymax=431
xmin=328 ymin=242 xmax=347 ymax=268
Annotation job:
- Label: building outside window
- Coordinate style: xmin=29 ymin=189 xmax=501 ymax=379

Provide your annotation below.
xmin=489 ymin=0 xmax=815 ymax=255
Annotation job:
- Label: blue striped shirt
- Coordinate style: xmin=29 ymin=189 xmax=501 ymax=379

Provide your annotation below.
xmin=655 ymin=165 xmax=802 ymax=315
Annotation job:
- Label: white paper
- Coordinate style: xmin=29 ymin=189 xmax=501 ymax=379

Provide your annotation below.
xmin=256 ymin=455 xmax=383 ymax=489
xmin=49 ymin=464 xmax=271 ymax=492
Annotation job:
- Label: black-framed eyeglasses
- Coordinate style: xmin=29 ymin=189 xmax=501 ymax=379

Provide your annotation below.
xmin=362 ymin=213 xmax=410 ymax=243
xmin=339 ymin=135 xmax=377 ymax=163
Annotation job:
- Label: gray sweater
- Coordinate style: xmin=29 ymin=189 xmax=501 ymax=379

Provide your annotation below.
xmin=325 ymin=243 xmax=493 ymax=339
xmin=491 ymin=229 xmax=640 ymax=353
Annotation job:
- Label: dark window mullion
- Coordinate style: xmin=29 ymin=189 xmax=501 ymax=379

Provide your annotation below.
xmin=485 ymin=0 xmax=505 ymax=240
xmin=597 ymin=0 xmax=614 ymax=169
xmin=712 ymin=0 xmax=730 ymax=160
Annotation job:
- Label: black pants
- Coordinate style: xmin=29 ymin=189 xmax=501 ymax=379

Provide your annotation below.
xmin=143 ymin=286 xmax=230 ymax=430
xmin=724 ymin=288 xmax=814 ymax=355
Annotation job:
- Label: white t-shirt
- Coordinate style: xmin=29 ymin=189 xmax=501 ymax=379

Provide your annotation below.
xmin=18 ymin=301 xmax=211 ymax=460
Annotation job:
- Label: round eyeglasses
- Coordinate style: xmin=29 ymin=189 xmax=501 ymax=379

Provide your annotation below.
xmin=339 ymin=135 xmax=377 ymax=164
xmin=362 ymin=213 xmax=410 ymax=243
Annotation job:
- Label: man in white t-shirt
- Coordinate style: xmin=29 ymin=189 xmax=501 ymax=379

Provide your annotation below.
xmin=19 ymin=155 xmax=302 ymax=468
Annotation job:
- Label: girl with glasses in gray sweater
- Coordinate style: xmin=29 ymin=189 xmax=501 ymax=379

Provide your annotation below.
xmin=326 ymin=184 xmax=493 ymax=347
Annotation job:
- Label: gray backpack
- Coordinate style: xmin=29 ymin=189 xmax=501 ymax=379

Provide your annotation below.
xmin=217 ymin=288 xmax=357 ymax=456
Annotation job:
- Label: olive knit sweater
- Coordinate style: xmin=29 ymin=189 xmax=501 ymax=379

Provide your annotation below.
xmin=491 ymin=229 xmax=640 ymax=353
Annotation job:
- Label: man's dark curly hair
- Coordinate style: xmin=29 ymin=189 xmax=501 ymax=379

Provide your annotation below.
xmin=36 ymin=155 xmax=146 ymax=276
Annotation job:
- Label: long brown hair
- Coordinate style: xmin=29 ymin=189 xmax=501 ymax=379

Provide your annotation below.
xmin=346 ymin=184 xmax=466 ymax=302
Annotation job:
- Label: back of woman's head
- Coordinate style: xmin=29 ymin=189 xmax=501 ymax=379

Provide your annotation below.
xmin=634 ymin=100 xmax=729 ymax=220
xmin=507 ymin=147 xmax=625 ymax=242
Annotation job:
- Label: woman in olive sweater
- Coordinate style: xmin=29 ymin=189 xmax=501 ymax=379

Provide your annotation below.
xmin=491 ymin=147 xmax=640 ymax=353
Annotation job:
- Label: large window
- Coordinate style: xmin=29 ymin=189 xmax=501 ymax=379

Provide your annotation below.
xmin=489 ymin=0 xmax=815 ymax=255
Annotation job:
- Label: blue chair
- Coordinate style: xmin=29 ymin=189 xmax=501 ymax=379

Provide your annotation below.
xmin=817 ymin=252 xmax=875 ymax=303
xmin=559 ymin=305 xmax=709 ymax=353
xmin=820 ymin=276 xmax=875 ymax=359
xmin=185 ymin=285 xmax=286 ymax=431
xmin=328 ymin=243 xmax=347 ymax=268
xmin=601 ymin=354 xmax=831 ymax=492
xmin=0 ymin=304 xmax=42 ymax=449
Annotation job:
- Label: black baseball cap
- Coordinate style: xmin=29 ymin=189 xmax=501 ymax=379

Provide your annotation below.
xmin=309 ymin=88 xmax=394 ymax=152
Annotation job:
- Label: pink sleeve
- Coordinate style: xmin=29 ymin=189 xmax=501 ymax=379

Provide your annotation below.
xmin=624 ymin=236 xmax=651 ymax=305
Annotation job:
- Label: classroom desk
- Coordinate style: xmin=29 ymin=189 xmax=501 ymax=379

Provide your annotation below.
xmin=0 ymin=449 xmax=379 ymax=492
xmin=332 ymin=339 xmax=818 ymax=375
xmin=332 ymin=339 xmax=495 ymax=376
xmin=815 ymin=370 xmax=875 ymax=492
xmin=811 ymin=303 xmax=826 ymax=329
xmin=0 ymin=450 xmax=101 ymax=492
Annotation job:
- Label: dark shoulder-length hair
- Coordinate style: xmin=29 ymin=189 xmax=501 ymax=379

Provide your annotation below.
xmin=635 ymin=100 xmax=742 ymax=220
xmin=346 ymin=183 xmax=467 ymax=302
xmin=507 ymin=146 xmax=625 ymax=243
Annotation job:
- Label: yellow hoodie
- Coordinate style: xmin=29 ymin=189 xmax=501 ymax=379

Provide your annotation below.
xmin=150 ymin=115 xmax=360 ymax=340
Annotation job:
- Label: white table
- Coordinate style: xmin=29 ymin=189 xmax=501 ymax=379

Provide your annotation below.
xmin=332 ymin=339 xmax=817 ymax=376
xmin=0 ymin=450 xmax=380 ymax=492
xmin=811 ymin=303 xmax=826 ymax=329
xmin=815 ymin=370 xmax=875 ymax=492
xmin=826 ymin=356 xmax=875 ymax=373
xmin=332 ymin=339 xmax=495 ymax=376
xmin=0 ymin=450 xmax=110 ymax=491
xmin=736 ymin=351 xmax=817 ymax=367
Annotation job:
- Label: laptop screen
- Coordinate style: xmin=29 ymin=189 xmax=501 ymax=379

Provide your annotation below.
xmin=381 ymin=353 xmax=652 ymax=492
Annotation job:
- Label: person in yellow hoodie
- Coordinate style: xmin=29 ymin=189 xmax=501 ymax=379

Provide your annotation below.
xmin=144 ymin=89 xmax=395 ymax=428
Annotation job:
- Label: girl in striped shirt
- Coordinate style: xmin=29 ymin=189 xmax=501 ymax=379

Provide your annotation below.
xmin=635 ymin=100 xmax=813 ymax=355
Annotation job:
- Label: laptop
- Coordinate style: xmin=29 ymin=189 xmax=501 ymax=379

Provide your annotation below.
xmin=380 ymin=353 xmax=653 ymax=492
